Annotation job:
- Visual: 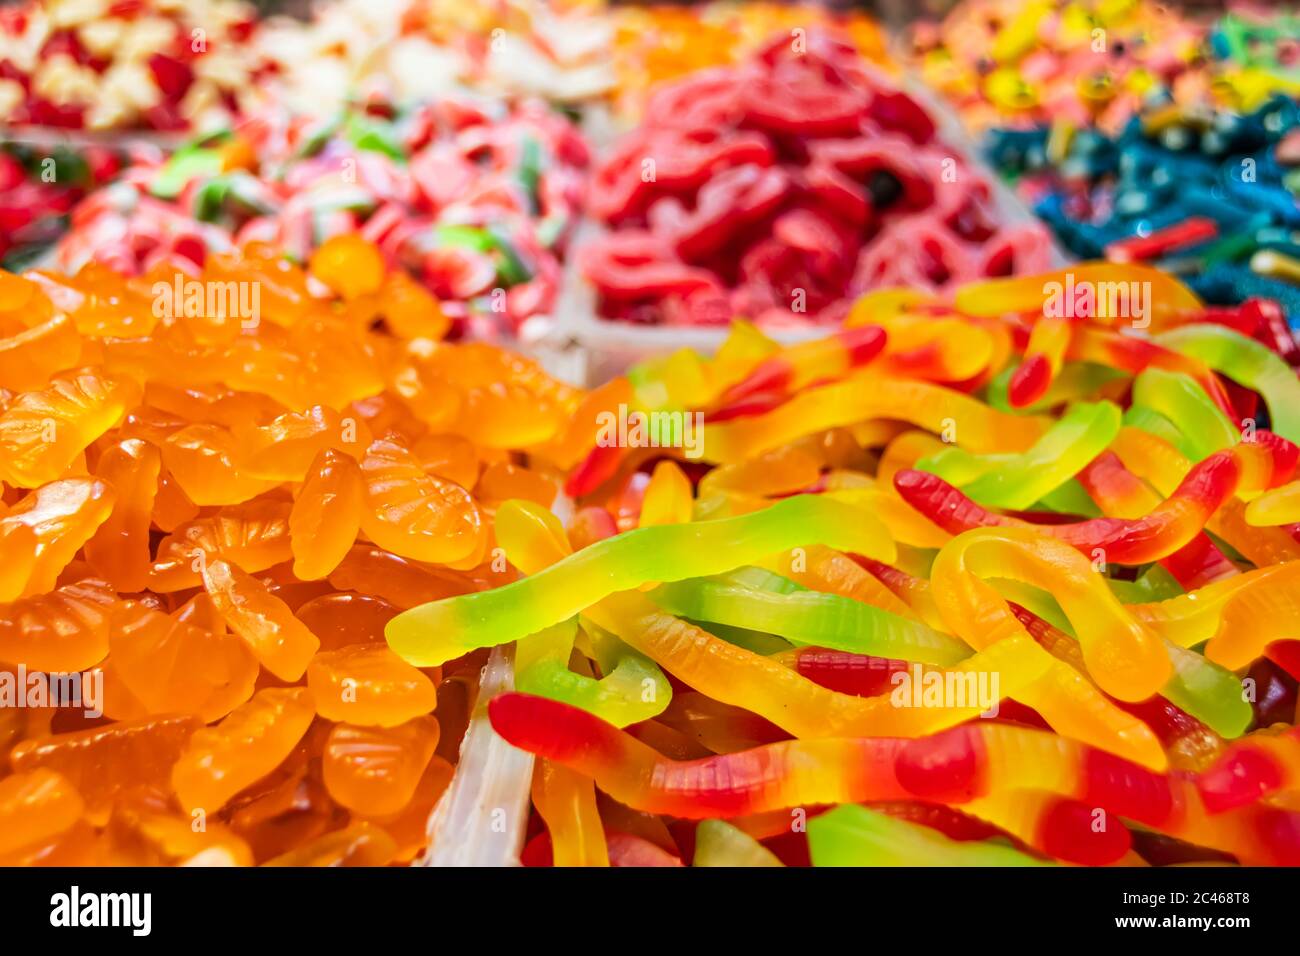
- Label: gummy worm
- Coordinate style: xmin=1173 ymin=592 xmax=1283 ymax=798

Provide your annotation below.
xmin=897 ymin=722 xmax=1300 ymax=865
xmin=1129 ymin=561 xmax=1300 ymax=671
xmin=386 ymin=495 xmax=895 ymax=666
xmin=1129 ymin=368 xmax=1241 ymax=462
xmin=515 ymin=619 xmax=672 ymax=728
xmin=1196 ymin=727 xmax=1300 ymax=813
xmin=592 ymin=589 xmax=1047 ymax=739
xmin=807 ymin=803 xmax=1052 ymax=867
xmin=531 ymin=759 xmax=609 ymax=868
xmin=1076 ymin=451 xmax=1238 ymax=589
xmin=694 ymin=819 xmax=783 ymax=867
xmin=652 ymin=575 xmax=971 ymax=666
xmin=716 ymin=325 xmax=886 ymax=407
xmin=770 ymin=543 xmax=925 ymax=618
xmin=927 ymin=531 xmax=1166 ymax=769
xmin=895 ymin=432 xmax=1299 ymax=565
xmin=986 ymin=361 xmax=1128 ymax=416
xmin=960 ymin=789 xmax=1134 ymax=866
xmin=699 ymin=374 xmax=1049 ymax=464
xmin=1246 ymin=480 xmax=1300 ymax=526
xmin=953 ymin=265 xmax=1204 ymax=331
xmin=915 ymin=401 xmax=1121 ymax=510
xmin=1109 ymin=426 xmax=1300 ymax=566
xmin=931 ymin=527 xmax=1178 ymax=701
xmin=1005 ymin=601 xmax=1226 ymax=770
xmin=1008 ymin=316 xmax=1071 ymax=409
xmin=1070 ymin=326 xmax=1237 ymax=422
xmin=929 ymin=527 xmax=1251 ymax=734
xmin=488 ymin=691 xmax=909 ymax=819
xmin=1157 ymin=323 xmax=1300 ymax=443
xmin=490 ymin=501 xmax=1042 ymax=740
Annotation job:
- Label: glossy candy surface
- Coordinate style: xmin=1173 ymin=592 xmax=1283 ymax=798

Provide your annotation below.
xmin=583 ymin=30 xmax=1054 ymax=330
xmin=386 ymin=262 xmax=1300 ymax=867
xmin=0 ymin=243 xmax=577 ymax=865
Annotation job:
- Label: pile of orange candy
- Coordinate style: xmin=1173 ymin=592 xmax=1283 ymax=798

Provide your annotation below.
xmin=0 ymin=236 xmax=588 ymax=865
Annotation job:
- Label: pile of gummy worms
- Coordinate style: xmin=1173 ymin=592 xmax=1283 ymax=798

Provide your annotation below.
xmin=382 ymin=262 xmax=1300 ymax=867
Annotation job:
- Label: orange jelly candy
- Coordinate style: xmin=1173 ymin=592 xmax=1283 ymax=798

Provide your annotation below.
xmin=84 ymin=439 xmax=161 ymax=591
xmin=172 ymin=687 xmax=315 ymax=815
xmin=11 ymin=714 xmax=201 ymax=824
xmin=0 ymin=368 xmax=137 ymax=488
xmin=0 ymin=246 xmax=583 ymax=866
xmin=150 ymin=499 xmax=292 ymax=592
xmin=0 ymin=769 xmax=85 ymax=855
xmin=105 ymin=601 xmax=259 ymax=722
xmin=309 ymin=235 xmax=386 ymax=302
xmin=294 ymin=592 xmax=400 ymax=651
xmin=202 ymin=559 xmax=320 ymax=682
xmin=321 ymin=716 xmax=440 ymax=815
xmin=0 ymin=578 xmax=116 ymax=673
xmin=359 ymin=435 xmax=484 ymax=565
xmin=290 ymin=448 xmax=364 ymax=581
xmin=306 ymin=644 xmax=437 ymax=727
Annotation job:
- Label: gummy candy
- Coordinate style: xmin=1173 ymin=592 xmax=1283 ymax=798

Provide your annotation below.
xmin=0 ymin=242 xmax=580 ymax=865
xmin=583 ymin=30 xmax=1053 ymax=330
xmin=384 ymin=262 xmax=1300 ymax=867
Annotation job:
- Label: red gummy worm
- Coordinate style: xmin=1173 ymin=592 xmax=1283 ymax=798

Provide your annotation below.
xmin=1077 ymin=451 xmax=1239 ymax=588
xmin=893 ymin=433 xmax=1299 ymax=565
xmin=488 ymin=692 xmax=908 ymax=818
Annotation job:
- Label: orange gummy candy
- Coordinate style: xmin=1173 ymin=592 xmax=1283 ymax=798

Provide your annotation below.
xmin=106 ymin=601 xmax=259 ymax=723
xmin=150 ymin=499 xmax=292 ymax=592
xmin=234 ymin=405 xmax=371 ymax=483
xmin=326 ymin=544 xmax=477 ymax=609
xmin=106 ymin=786 xmax=254 ymax=867
xmin=290 ymin=448 xmax=364 ymax=581
xmin=475 ymin=461 xmax=558 ymax=507
xmin=0 ymin=769 xmax=85 ymax=855
xmin=202 ymin=559 xmax=321 ymax=682
xmin=162 ymin=423 xmax=280 ymax=506
xmin=322 ymin=716 xmax=440 ymax=815
xmin=1 ymin=478 xmax=114 ymax=596
xmin=171 ymin=687 xmax=316 ymax=815
xmin=84 ymin=438 xmax=161 ymax=592
xmin=306 ymin=644 xmax=437 ymax=727
xmin=294 ymin=592 xmax=400 ymax=651
xmin=11 ymin=714 xmax=201 ymax=825
xmin=0 ymin=367 xmax=137 ymax=488
xmin=356 ymin=755 xmax=455 ymax=862
xmin=262 ymin=820 xmax=397 ymax=867
xmin=413 ymin=433 xmax=480 ymax=490
xmin=0 ymin=243 xmax=587 ymax=866
xmin=0 ymin=578 xmax=116 ymax=672
xmin=309 ymin=235 xmax=387 ymax=302
xmin=0 ymin=313 xmax=83 ymax=393
xmin=359 ymin=435 xmax=484 ymax=565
